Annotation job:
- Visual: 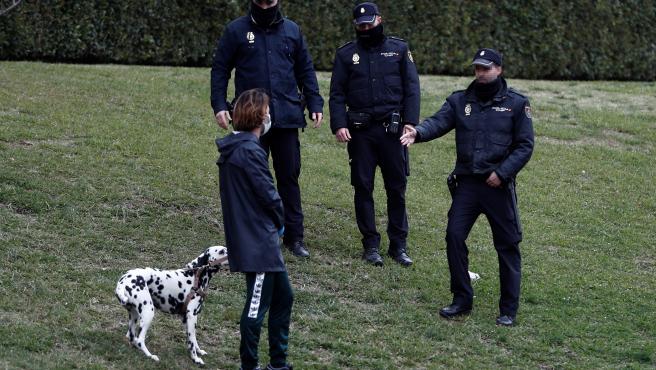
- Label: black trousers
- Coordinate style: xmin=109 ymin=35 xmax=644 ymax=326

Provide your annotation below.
xmin=347 ymin=123 xmax=409 ymax=253
xmin=445 ymin=175 xmax=522 ymax=316
xmin=260 ymin=128 xmax=303 ymax=245
xmin=240 ymin=271 xmax=294 ymax=370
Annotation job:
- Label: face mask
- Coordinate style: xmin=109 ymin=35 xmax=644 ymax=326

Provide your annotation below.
xmin=251 ymin=2 xmax=278 ymax=27
xmin=356 ymin=23 xmax=384 ymax=46
xmin=261 ymin=113 xmax=272 ymax=135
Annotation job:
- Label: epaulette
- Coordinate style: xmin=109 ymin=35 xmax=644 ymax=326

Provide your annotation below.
xmin=508 ymin=87 xmax=527 ymax=98
xmin=337 ymin=41 xmax=354 ymax=50
xmin=388 ymin=36 xmax=407 ymax=43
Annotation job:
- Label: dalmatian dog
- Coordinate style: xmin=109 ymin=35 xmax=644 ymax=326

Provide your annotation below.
xmin=115 ymin=246 xmax=229 ymax=365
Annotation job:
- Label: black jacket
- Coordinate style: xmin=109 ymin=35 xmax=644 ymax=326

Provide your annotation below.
xmin=329 ymin=36 xmax=420 ymax=133
xmin=217 ymin=132 xmax=285 ymax=272
xmin=415 ymin=77 xmax=534 ymax=182
xmin=211 ymin=12 xmax=323 ymax=129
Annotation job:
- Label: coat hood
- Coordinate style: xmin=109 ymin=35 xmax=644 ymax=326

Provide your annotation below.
xmin=216 ymin=132 xmax=260 ymax=164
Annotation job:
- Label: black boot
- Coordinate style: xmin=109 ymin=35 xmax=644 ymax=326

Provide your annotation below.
xmin=388 ymin=249 xmax=413 ymax=267
xmin=362 ymin=248 xmax=383 ymax=266
xmin=285 ymin=240 xmax=309 ymax=257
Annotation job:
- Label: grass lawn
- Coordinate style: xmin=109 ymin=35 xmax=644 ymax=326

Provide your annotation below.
xmin=1 ymin=61 xmax=655 ymax=369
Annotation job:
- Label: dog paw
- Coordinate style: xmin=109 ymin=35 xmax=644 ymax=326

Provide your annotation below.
xmin=192 ymin=357 xmax=205 ymax=366
xmin=150 ymin=355 xmax=160 ymax=362
xmin=197 ymin=349 xmax=207 ymax=356
xmin=468 ymin=271 xmax=481 ymax=282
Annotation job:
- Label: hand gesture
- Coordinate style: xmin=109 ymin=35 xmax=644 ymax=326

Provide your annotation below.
xmin=400 ymin=125 xmax=417 ymax=146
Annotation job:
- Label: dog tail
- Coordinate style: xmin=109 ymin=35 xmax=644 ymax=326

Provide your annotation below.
xmin=115 ymin=276 xmax=131 ymax=306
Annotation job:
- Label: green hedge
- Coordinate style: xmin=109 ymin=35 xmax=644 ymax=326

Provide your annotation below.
xmin=1 ymin=0 xmax=655 ymax=80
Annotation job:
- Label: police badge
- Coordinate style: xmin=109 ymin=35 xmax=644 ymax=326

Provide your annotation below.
xmin=352 ymin=53 xmax=360 ymax=65
xmin=465 ymin=103 xmax=471 ymax=116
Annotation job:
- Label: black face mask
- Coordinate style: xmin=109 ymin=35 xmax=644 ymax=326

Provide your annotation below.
xmin=356 ymin=23 xmax=384 ymax=47
xmin=473 ymin=77 xmax=502 ymax=102
xmin=251 ymin=2 xmax=279 ymax=27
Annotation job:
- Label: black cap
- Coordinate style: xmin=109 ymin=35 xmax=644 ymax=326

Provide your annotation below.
xmin=353 ymin=2 xmax=379 ymax=25
xmin=471 ymin=48 xmax=503 ymax=67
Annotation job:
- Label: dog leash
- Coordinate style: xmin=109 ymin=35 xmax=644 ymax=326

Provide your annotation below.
xmin=180 ymin=256 xmax=229 ymax=314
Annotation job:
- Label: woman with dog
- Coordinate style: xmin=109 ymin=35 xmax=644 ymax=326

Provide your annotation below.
xmin=216 ymin=88 xmax=294 ymax=370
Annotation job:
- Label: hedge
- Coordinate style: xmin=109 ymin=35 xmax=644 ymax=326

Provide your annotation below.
xmin=1 ymin=0 xmax=655 ymax=80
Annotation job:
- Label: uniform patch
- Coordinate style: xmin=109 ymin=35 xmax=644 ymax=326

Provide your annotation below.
xmin=408 ymin=50 xmax=414 ymax=63
xmin=465 ymin=103 xmax=471 ymax=116
xmin=381 ymin=51 xmax=399 ymax=57
xmin=492 ymin=106 xmax=512 ymax=112
xmin=352 ymin=53 xmax=360 ymax=65
xmin=247 ymin=32 xmax=255 ymax=44
xmin=525 ymin=105 xmax=532 ymax=119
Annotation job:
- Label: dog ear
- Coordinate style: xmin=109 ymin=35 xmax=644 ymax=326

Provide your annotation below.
xmin=196 ymin=252 xmax=210 ymax=267
xmin=186 ymin=249 xmax=212 ymax=269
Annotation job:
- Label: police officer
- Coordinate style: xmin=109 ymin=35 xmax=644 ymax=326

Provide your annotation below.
xmin=329 ymin=2 xmax=420 ymax=267
xmin=211 ymin=0 xmax=324 ymax=258
xmin=401 ymin=48 xmax=534 ymax=326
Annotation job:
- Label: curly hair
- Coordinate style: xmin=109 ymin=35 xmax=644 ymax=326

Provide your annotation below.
xmin=232 ymin=89 xmax=269 ymax=132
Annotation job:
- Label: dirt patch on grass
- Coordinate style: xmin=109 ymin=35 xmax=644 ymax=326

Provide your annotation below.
xmin=634 ymin=255 xmax=654 ymax=271
xmin=1 ymin=138 xmax=76 ymax=148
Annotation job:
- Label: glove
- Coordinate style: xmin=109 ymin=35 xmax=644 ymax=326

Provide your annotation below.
xmin=277 ymin=226 xmax=285 ymax=238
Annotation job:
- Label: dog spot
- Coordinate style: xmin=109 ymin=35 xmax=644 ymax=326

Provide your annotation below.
xmin=187 ymin=280 xmax=192 ymax=284
xmin=147 ymin=278 xmax=153 ymax=285
xmin=160 ymin=297 xmax=165 ymax=305
xmin=125 ymin=286 xmax=132 ymax=295
xmin=166 ymin=274 xmax=171 ymax=279
xmin=178 ymin=293 xmax=184 ymax=301
xmin=158 ymin=285 xmax=164 ymax=291
xmin=138 ymin=303 xmax=142 ymax=313
xmin=178 ymin=281 xmax=183 ymax=288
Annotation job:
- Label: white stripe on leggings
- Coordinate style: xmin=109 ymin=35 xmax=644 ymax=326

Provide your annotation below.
xmin=247 ymin=272 xmax=265 ymax=319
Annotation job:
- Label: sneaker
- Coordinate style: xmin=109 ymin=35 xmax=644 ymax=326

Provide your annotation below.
xmin=496 ymin=315 xmax=516 ymax=326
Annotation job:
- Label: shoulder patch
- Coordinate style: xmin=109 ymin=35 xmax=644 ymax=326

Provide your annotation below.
xmin=338 ymin=41 xmax=354 ymax=50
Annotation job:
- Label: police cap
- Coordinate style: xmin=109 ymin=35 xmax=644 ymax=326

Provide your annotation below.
xmin=353 ymin=2 xmax=379 ymax=25
xmin=472 ymin=48 xmax=503 ymax=67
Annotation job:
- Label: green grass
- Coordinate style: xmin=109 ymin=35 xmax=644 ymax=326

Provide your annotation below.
xmin=1 ymin=61 xmax=655 ymax=369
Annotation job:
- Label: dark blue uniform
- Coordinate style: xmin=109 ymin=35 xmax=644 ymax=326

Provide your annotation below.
xmin=211 ymin=13 xmax=323 ymax=247
xmin=329 ymin=36 xmax=420 ymax=256
xmin=415 ymin=77 xmax=534 ymax=317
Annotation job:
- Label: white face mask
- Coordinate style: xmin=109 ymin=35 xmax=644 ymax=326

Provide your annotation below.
xmin=261 ymin=113 xmax=271 ymax=135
